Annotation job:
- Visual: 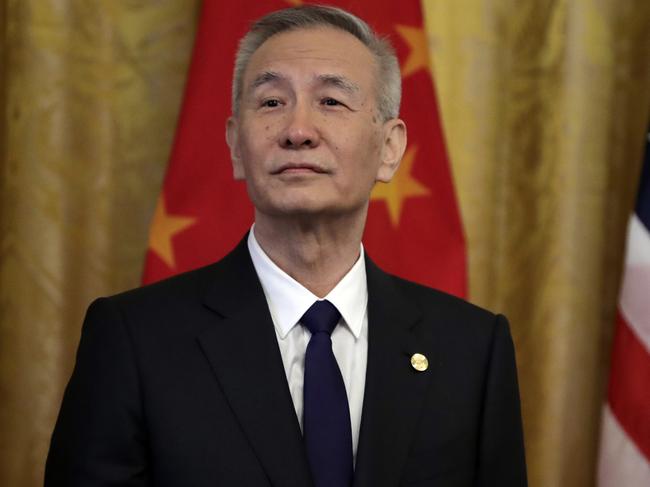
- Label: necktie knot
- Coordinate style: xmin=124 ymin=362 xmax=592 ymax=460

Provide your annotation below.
xmin=301 ymin=300 xmax=341 ymax=336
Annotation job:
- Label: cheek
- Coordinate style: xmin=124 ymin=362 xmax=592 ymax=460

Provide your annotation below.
xmin=352 ymin=130 xmax=384 ymax=170
xmin=263 ymin=123 xmax=279 ymax=142
xmin=239 ymin=129 xmax=272 ymax=164
xmin=240 ymin=118 xmax=278 ymax=145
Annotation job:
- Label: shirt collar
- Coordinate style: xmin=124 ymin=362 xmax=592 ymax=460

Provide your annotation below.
xmin=247 ymin=226 xmax=367 ymax=340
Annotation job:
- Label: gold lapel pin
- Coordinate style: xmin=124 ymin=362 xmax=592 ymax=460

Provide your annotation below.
xmin=410 ymin=353 xmax=428 ymax=372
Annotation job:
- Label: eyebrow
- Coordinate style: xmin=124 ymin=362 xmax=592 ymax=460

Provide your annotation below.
xmin=248 ymin=71 xmax=360 ymax=95
xmin=315 ymin=74 xmax=360 ymax=95
xmin=250 ymin=71 xmax=284 ymax=90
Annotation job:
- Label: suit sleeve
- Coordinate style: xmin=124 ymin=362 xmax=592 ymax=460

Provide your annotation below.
xmin=475 ymin=314 xmax=528 ymax=487
xmin=45 ymin=298 xmax=149 ymax=487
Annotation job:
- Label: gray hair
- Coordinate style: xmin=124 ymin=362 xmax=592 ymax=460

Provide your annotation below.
xmin=231 ymin=5 xmax=401 ymax=121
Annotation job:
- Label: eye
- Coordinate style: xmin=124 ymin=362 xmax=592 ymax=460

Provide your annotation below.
xmin=261 ymin=99 xmax=281 ymax=108
xmin=321 ymin=98 xmax=342 ymax=106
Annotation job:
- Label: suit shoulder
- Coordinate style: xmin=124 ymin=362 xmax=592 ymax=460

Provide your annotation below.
xmin=389 ymin=274 xmax=503 ymax=327
xmin=104 ymin=262 xmax=221 ymax=311
xmin=106 ymin=237 xmax=251 ymax=311
xmin=382 ymin=275 xmax=513 ymax=364
xmin=79 ymin=261 xmax=232 ymax=345
xmin=88 ymin=238 xmax=255 ymax=334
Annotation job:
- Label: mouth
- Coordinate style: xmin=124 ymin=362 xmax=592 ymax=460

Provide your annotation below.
xmin=271 ymin=163 xmax=329 ymax=175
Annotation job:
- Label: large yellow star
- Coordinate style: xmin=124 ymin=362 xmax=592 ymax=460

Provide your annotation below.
xmin=395 ymin=25 xmax=430 ymax=78
xmin=148 ymin=195 xmax=196 ymax=269
xmin=371 ymin=146 xmax=431 ymax=227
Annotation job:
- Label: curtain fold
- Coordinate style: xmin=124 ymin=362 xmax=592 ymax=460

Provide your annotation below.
xmin=0 ymin=1 xmax=199 ymax=485
xmin=0 ymin=1 xmax=648 ymax=486
xmin=424 ymin=1 xmax=650 ymax=486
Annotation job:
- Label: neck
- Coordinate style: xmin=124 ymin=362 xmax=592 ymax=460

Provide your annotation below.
xmin=253 ymin=210 xmax=367 ymax=298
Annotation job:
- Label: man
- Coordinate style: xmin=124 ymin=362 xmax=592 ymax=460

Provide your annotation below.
xmin=46 ymin=5 xmax=527 ymax=487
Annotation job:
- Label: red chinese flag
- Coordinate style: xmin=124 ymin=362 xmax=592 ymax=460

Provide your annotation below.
xmin=142 ymin=0 xmax=467 ymax=298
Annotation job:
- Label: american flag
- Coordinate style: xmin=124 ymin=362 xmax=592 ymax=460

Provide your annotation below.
xmin=598 ymin=128 xmax=650 ymax=485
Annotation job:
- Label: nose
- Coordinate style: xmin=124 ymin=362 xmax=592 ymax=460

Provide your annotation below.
xmin=280 ymin=102 xmax=320 ymax=149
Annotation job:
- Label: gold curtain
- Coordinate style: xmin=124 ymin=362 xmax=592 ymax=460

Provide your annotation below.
xmin=0 ymin=1 xmax=648 ymax=486
xmin=424 ymin=0 xmax=650 ymax=486
xmin=0 ymin=1 xmax=200 ymax=485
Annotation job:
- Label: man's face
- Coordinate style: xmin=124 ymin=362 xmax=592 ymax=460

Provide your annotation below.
xmin=227 ymin=27 xmax=405 ymax=220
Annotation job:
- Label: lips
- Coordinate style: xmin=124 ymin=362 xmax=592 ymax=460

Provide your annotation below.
xmin=271 ymin=162 xmax=328 ymax=175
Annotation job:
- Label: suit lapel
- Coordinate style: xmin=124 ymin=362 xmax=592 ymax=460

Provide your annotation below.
xmin=197 ymin=239 xmax=313 ymax=487
xmin=353 ymin=257 xmax=436 ymax=487
xmin=196 ymin=240 xmax=435 ymax=487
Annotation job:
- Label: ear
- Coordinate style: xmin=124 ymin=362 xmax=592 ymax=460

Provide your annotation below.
xmin=376 ymin=118 xmax=407 ymax=183
xmin=226 ymin=116 xmax=245 ymax=180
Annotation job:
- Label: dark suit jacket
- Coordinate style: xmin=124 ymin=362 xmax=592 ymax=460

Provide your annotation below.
xmin=45 ymin=237 xmax=527 ymax=486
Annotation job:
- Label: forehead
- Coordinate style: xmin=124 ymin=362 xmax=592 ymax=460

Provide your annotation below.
xmin=243 ymin=27 xmax=378 ymax=91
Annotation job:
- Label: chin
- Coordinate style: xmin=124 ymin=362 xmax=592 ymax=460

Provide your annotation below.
xmin=250 ymin=189 xmax=367 ymax=220
xmin=264 ymin=202 xmax=367 ymax=222
xmin=253 ymin=192 xmax=323 ymax=214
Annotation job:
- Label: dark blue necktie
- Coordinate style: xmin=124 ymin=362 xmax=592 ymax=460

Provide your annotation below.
xmin=302 ymin=300 xmax=353 ymax=487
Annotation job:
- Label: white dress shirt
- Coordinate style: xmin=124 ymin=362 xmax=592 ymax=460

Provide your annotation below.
xmin=247 ymin=227 xmax=368 ymax=459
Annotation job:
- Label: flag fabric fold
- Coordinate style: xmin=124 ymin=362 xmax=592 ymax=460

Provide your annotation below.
xmin=142 ymin=0 xmax=466 ymax=298
xmin=598 ymin=129 xmax=650 ymax=486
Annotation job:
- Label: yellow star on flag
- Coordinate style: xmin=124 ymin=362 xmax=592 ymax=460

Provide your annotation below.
xmin=284 ymin=0 xmax=303 ymax=5
xmin=148 ymin=195 xmax=196 ymax=269
xmin=395 ymin=24 xmax=430 ymax=78
xmin=371 ymin=146 xmax=431 ymax=227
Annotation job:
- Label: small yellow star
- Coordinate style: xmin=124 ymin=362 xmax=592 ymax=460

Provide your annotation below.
xmin=148 ymin=195 xmax=196 ymax=269
xmin=371 ymin=146 xmax=431 ymax=227
xmin=395 ymin=25 xmax=430 ymax=78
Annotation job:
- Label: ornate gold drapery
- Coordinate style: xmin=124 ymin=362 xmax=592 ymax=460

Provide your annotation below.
xmin=425 ymin=1 xmax=650 ymax=485
xmin=0 ymin=1 xmax=200 ymax=485
xmin=1 ymin=1 xmax=648 ymax=486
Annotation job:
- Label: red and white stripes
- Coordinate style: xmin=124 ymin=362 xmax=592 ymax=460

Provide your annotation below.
xmin=598 ymin=212 xmax=650 ymax=485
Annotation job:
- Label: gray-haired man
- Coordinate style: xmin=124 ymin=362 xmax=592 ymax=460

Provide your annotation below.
xmin=46 ymin=5 xmax=527 ymax=486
